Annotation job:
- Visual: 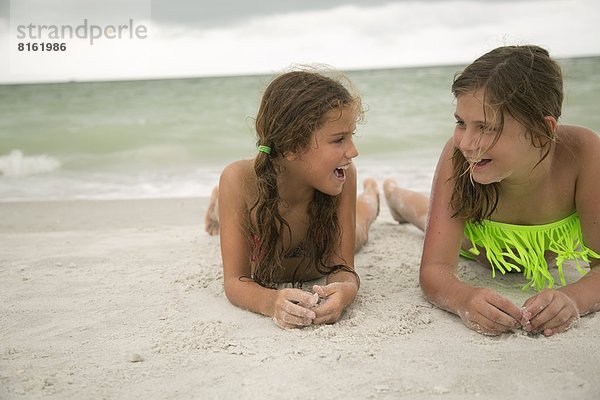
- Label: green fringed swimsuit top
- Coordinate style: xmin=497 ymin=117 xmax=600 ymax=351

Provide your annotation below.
xmin=462 ymin=213 xmax=600 ymax=291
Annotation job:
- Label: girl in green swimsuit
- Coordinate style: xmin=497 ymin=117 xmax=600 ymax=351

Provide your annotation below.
xmin=384 ymin=45 xmax=600 ymax=336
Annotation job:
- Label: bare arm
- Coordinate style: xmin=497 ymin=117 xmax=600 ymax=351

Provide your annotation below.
xmin=218 ymin=161 xmax=317 ymax=328
xmin=563 ymin=127 xmax=600 ymax=313
xmin=312 ymin=163 xmax=359 ymax=324
xmin=523 ymin=127 xmax=600 ymax=335
xmin=420 ymin=140 xmax=523 ymax=335
xmin=419 ymin=142 xmax=467 ymax=311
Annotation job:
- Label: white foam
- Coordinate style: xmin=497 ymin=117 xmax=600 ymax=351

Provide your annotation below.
xmin=0 ymin=150 xmax=61 ymax=177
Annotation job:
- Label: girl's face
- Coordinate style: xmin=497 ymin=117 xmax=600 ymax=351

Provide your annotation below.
xmin=453 ymin=90 xmax=542 ymax=186
xmin=287 ymin=105 xmax=359 ymax=196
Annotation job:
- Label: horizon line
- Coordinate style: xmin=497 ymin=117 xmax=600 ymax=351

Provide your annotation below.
xmin=2 ymin=53 xmax=599 ymax=87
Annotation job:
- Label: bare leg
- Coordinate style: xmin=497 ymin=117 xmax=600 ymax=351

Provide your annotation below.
xmin=355 ymin=178 xmax=380 ymax=252
xmin=383 ymin=178 xmax=428 ymax=232
xmin=204 ymin=186 xmax=220 ymax=236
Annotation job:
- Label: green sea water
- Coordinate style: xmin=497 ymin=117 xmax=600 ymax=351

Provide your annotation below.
xmin=0 ymin=57 xmax=598 ymax=200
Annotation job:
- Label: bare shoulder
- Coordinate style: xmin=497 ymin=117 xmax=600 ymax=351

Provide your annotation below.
xmin=557 ymin=124 xmax=600 ymax=160
xmin=219 ymin=159 xmax=257 ymax=200
xmin=433 ymin=138 xmax=456 ymax=179
xmin=220 ymin=159 xmax=255 ymax=185
xmin=557 ymin=125 xmax=600 ymax=193
xmin=429 ymin=139 xmax=457 ymax=217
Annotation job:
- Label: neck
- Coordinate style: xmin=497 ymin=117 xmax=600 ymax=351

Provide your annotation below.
xmin=499 ymin=146 xmax=555 ymax=198
xmin=276 ymin=172 xmax=314 ymax=210
xmin=272 ymin=155 xmax=317 ymax=209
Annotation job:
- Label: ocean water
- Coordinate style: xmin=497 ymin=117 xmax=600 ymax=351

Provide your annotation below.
xmin=1 ymin=57 xmax=599 ymax=202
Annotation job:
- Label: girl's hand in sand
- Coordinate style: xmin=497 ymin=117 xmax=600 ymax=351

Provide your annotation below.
xmin=311 ymin=282 xmax=357 ymax=325
xmin=457 ymin=287 xmax=523 ymax=335
xmin=521 ymin=289 xmax=580 ymax=336
xmin=272 ymin=288 xmax=318 ymax=329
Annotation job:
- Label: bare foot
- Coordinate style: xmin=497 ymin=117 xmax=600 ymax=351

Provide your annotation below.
xmin=360 ymin=178 xmax=380 ymax=220
xmin=355 ymin=178 xmax=380 ymax=252
xmin=383 ymin=178 xmax=429 ymax=231
xmin=204 ymin=186 xmax=220 ymax=236
xmin=383 ymin=178 xmax=407 ymax=223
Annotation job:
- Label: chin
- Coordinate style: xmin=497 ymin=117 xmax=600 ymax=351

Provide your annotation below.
xmin=471 ymin=175 xmax=497 ymax=185
xmin=320 ymin=185 xmax=343 ymax=197
xmin=324 ymin=189 xmax=343 ymax=197
xmin=476 ymin=173 xmax=510 ymax=185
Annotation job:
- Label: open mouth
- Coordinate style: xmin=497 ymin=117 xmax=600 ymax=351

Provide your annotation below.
xmin=469 ymin=158 xmax=491 ymax=168
xmin=334 ymin=164 xmax=349 ymax=180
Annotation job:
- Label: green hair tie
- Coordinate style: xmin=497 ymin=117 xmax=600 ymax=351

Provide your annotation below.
xmin=258 ymin=145 xmax=271 ymax=155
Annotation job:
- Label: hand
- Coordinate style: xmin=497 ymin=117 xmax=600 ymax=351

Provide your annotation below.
xmin=521 ymin=289 xmax=580 ymax=336
xmin=272 ymin=288 xmax=318 ymax=329
xmin=311 ymin=282 xmax=357 ymax=325
xmin=457 ymin=287 xmax=523 ymax=335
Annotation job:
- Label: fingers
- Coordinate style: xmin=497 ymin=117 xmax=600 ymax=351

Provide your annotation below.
xmin=522 ymin=290 xmax=580 ymax=336
xmin=521 ymin=290 xmax=553 ymax=322
xmin=459 ymin=303 xmax=519 ymax=336
xmin=312 ymin=282 xmax=358 ymax=325
xmin=296 ymin=292 xmax=319 ymax=308
xmin=311 ymin=284 xmax=343 ymax=325
xmin=487 ymin=292 xmax=524 ymax=324
xmin=273 ymin=301 xmax=314 ymax=328
xmin=273 ymin=286 xmax=347 ymax=328
xmin=286 ymin=289 xmax=320 ymax=310
xmin=312 ymin=284 xmax=328 ymax=298
xmin=272 ymin=289 xmax=317 ymax=329
xmin=311 ymin=285 xmax=334 ymax=325
xmin=478 ymin=290 xmax=521 ymax=333
xmin=459 ymin=288 xmax=521 ymax=335
xmin=538 ymin=308 xmax=580 ymax=337
xmin=312 ymin=302 xmax=339 ymax=325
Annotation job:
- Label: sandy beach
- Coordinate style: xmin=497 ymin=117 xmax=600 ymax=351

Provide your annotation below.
xmin=1 ymin=196 xmax=599 ymax=399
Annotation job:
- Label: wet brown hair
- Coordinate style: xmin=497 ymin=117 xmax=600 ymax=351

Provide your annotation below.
xmin=450 ymin=45 xmax=563 ymax=222
xmin=249 ymin=67 xmax=363 ymax=287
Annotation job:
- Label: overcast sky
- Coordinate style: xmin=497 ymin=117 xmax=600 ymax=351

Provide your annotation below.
xmin=1 ymin=0 xmax=599 ymax=84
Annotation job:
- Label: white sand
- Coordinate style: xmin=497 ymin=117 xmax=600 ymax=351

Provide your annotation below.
xmin=1 ymin=197 xmax=598 ymax=399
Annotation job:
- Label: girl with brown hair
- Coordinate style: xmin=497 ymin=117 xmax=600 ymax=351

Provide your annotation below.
xmin=204 ymin=67 xmax=379 ymax=329
xmin=384 ymin=45 xmax=600 ymax=336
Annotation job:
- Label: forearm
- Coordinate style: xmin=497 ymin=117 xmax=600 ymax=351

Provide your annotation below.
xmin=558 ymin=266 xmax=600 ymax=316
xmin=419 ymin=264 xmax=471 ymax=315
xmin=224 ymin=278 xmax=278 ymax=317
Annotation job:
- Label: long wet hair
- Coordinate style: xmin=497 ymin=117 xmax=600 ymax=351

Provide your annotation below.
xmin=450 ymin=45 xmax=563 ymax=222
xmin=249 ymin=67 xmax=363 ymax=287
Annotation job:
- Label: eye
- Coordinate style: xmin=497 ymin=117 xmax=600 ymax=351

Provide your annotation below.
xmin=455 ymin=119 xmax=465 ymax=128
xmin=479 ymin=124 xmax=496 ymax=134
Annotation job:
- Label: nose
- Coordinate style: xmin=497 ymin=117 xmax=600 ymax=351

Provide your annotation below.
xmin=455 ymin=127 xmax=480 ymax=153
xmin=346 ymin=139 xmax=359 ymax=159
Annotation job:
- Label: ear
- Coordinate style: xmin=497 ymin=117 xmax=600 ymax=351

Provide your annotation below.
xmin=543 ymin=115 xmax=558 ymax=134
xmin=283 ymin=151 xmax=297 ymax=161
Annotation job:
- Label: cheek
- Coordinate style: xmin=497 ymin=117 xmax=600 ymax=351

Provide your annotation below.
xmin=479 ymin=136 xmax=495 ymax=152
